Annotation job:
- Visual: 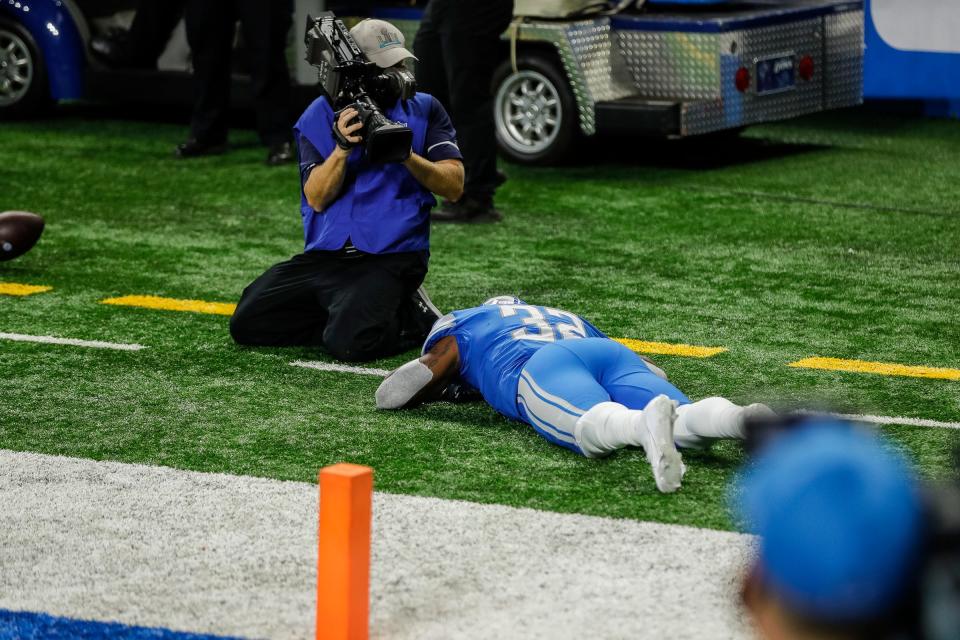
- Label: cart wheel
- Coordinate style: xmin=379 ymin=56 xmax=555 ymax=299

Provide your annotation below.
xmin=0 ymin=18 xmax=49 ymax=117
xmin=492 ymin=54 xmax=578 ymax=165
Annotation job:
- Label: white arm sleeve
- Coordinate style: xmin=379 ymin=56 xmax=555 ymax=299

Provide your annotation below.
xmin=375 ymin=360 xmax=434 ymax=409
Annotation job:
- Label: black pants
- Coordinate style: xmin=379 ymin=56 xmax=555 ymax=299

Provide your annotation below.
xmin=413 ymin=0 xmax=514 ymax=200
xmin=125 ymin=0 xmax=187 ymax=69
xmin=185 ymin=0 xmax=292 ymax=146
xmin=230 ymin=251 xmax=429 ymax=362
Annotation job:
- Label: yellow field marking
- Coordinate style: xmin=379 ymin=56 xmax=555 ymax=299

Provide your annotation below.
xmin=100 ymin=295 xmax=237 ymax=316
xmin=789 ymin=357 xmax=960 ymax=381
xmin=0 ymin=282 xmax=52 ymax=296
xmin=614 ymin=337 xmax=727 ymax=358
xmin=97 ymin=295 xmax=727 ymax=357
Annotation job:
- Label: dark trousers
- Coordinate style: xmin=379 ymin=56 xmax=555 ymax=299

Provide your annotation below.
xmin=126 ymin=0 xmax=187 ymax=69
xmin=413 ymin=0 xmax=514 ymax=200
xmin=230 ymin=251 xmax=429 ymax=362
xmin=185 ymin=0 xmax=292 ymax=146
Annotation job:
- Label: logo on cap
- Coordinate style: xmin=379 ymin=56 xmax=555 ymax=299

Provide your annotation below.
xmin=377 ymin=28 xmax=401 ymax=49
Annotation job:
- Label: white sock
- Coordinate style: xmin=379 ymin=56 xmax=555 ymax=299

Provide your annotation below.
xmin=574 ymin=402 xmax=649 ymax=458
xmin=673 ymin=397 xmax=750 ymax=449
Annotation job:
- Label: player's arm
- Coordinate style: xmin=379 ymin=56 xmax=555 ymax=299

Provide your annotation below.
xmin=303 ymin=108 xmax=362 ymax=212
xmin=375 ymin=336 xmax=460 ymax=409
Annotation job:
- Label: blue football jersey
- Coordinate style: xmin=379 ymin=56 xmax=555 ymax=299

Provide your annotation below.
xmin=422 ymin=304 xmax=607 ymax=420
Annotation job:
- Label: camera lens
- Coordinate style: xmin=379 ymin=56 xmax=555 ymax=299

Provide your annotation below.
xmin=364 ymin=110 xmax=413 ymax=163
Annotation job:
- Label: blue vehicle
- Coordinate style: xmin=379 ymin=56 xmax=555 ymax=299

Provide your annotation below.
xmin=0 ymin=0 xmax=87 ymax=116
xmin=0 ymin=0 xmax=328 ymax=118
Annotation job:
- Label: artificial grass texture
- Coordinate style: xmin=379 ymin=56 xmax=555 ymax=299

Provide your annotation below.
xmin=1 ymin=107 xmax=958 ymax=531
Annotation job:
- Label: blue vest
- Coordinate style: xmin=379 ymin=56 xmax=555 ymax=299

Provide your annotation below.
xmin=293 ymin=94 xmax=436 ymax=254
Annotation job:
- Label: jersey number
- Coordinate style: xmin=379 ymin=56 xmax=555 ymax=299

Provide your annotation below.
xmin=498 ymin=305 xmax=587 ymax=342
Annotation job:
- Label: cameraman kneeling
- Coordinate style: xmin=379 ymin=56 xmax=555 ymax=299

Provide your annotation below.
xmin=230 ymin=19 xmax=464 ymax=362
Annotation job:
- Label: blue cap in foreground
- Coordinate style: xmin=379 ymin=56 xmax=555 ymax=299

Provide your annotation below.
xmin=734 ymin=422 xmax=924 ymax=621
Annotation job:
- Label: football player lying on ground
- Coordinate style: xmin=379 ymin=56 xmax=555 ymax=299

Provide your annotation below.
xmin=376 ymin=296 xmax=774 ymax=493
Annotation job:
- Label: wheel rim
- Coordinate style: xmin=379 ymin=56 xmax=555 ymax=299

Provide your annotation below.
xmin=495 ymin=70 xmax=562 ymax=155
xmin=0 ymin=28 xmax=34 ymax=107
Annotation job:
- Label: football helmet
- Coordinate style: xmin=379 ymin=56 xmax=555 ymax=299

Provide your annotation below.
xmin=482 ymin=295 xmax=525 ymax=306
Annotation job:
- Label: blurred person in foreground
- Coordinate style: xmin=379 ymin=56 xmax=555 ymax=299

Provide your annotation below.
xmin=229 ymin=19 xmax=464 ymax=362
xmin=414 ymin=0 xmax=514 ymax=223
xmin=735 ymin=421 xmax=960 ymax=640
xmin=176 ymin=0 xmax=295 ymax=165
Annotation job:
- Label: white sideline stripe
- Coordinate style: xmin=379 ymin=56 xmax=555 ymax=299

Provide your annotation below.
xmin=517 ymin=379 xmax=579 ymax=444
xmin=520 ymin=371 xmax=589 ymax=415
xmin=0 ymin=450 xmax=754 ymax=640
xmin=517 ymin=396 xmax=577 ymax=446
xmin=0 ymin=332 xmax=145 ymax=351
xmin=290 ymin=360 xmax=960 ymax=431
xmin=798 ymin=410 xmax=960 ymax=431
xmin=290 ymin=360 xmax=391 ymax=376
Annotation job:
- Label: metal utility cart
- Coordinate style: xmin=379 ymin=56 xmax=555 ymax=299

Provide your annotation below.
xmin=491 ymin=0 xmax=864 ymax=163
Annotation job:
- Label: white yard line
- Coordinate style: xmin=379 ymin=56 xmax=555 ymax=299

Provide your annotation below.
xmin=0 ymin=451 xmax=753 ymax=640
xmin=288 ymin=361 xmax=960 ymax=432
xmin=8 ymin=337 xmax=951 ymax=432
xmin=797 ymin=410 xmax=960 ymax=430
xmin=290 ymin=359 xmax=391 ymax=376
xmin=0 ymin=332 xmax=145 ymax=351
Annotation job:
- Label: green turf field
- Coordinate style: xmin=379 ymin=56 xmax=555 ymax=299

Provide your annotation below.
xmin=1 ymin=108 xmax=958 ymax=531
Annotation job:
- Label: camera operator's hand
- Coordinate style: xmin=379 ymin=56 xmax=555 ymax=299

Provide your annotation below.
xmin=333 ymin=108 xmax=363 ymax=151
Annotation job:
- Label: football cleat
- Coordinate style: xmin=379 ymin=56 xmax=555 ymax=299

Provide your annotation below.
xmin=642 ymin=395 xmax=685 ymax=493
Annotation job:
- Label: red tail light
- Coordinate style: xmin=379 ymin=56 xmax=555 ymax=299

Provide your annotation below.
xmin=799 ymin=55 xmax=815 ymax=81
xmin=735 ymin=67 xmax=750 ymax=92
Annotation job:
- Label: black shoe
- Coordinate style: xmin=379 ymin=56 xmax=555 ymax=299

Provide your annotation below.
xmin=431 ymin=195 xmax=502 ymax=224
xmin=399 ymin=285 xmax=443 ymax=343
xmin=266 ymin=141 xmax=295 ymax=166
xmin=174 ymin=138 xmax=228 ymax=159
xmin=90 ymin=32 xmax=130 ymax=68
xmin=412 ymin=285 xmax=442 ymax=325
xmin=438 ymin=380 xmax=483 ymax=404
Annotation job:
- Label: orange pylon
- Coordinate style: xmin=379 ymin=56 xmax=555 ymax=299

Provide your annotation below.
xmin=317 ymin=463 xmax=373 ymax=640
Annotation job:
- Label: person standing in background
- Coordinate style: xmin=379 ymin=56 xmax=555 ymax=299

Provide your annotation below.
xmin=89 ymin=0 xmax=187 ymax=70
xmin=176 ymin=0 xmax=295 ymax=166
xmin=413 ymin=0 xmax=514 ymax=223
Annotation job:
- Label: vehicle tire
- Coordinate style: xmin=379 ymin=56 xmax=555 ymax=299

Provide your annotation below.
xmin=492 ymin=53 xmax=578 ymax=165
xmin=0 ymin=17 xmax=49 ymax=118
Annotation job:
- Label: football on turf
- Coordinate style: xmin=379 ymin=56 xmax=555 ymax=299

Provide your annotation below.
xmin=0 ymin=211 xmax=45 ymax=262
